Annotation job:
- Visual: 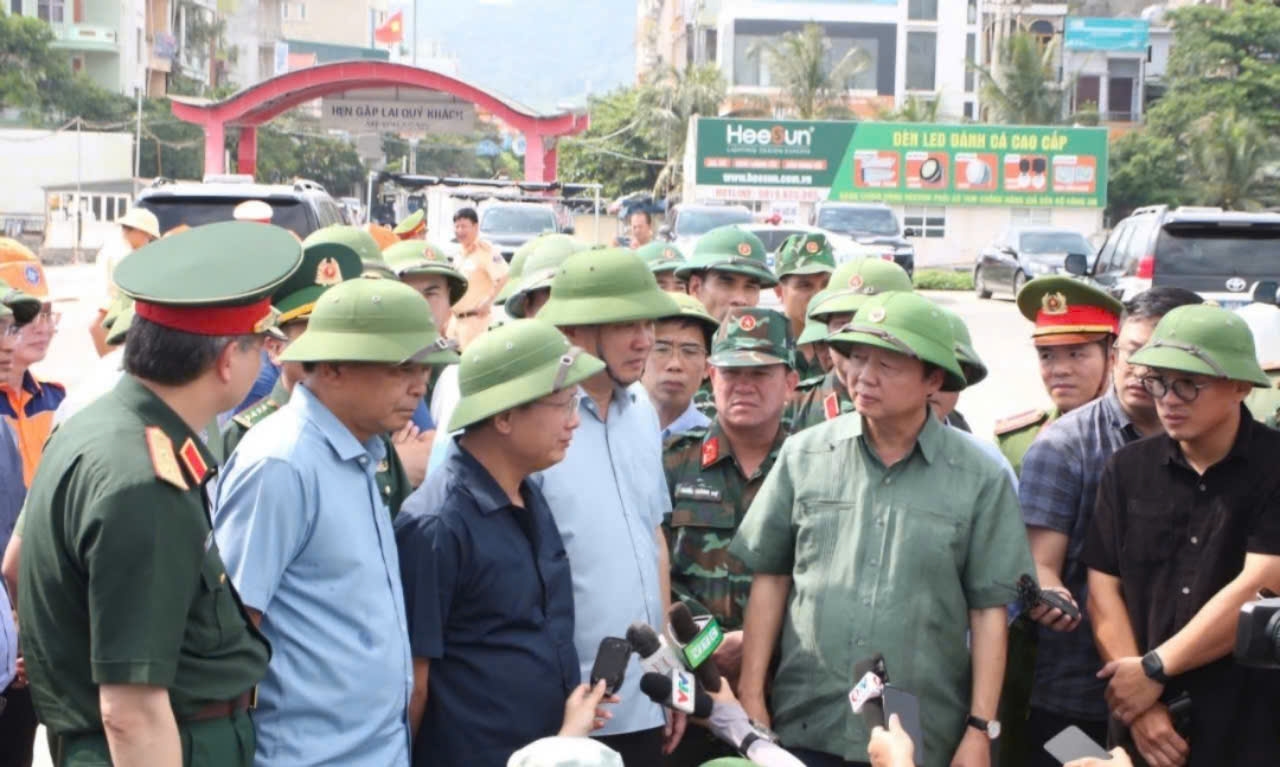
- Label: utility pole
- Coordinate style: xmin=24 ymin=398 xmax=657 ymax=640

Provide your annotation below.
xmin=134 ymin=84 xmax=143 ymax=179
xmin=412 ymin=0 xmax=419 ymax=67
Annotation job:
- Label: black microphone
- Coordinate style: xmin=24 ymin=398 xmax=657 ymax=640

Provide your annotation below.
xmin=851 ymin=654 xmax=887 ymax=731
xmin=640 ymin=671 xmax=714 ymax=718
xmin=668 ymin=602 xmax=723 ymax=692
xmin=626 ymin=622 xmax=683 ymax=675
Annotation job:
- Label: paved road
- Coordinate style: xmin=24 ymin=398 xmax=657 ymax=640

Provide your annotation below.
xmin=25 ymin=267 xmax=1050 ymax=765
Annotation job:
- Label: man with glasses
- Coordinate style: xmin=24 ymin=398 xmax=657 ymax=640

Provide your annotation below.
xmin=1004 ymin=288 xmax=1202 ymax=767
xmin=0 ymin=290 xmax=66 ymax=488
xmin=395 ymin=319 xmax=607 ymax=766
xmin=1084 ymin=304 xmax=1280 ymax=767
xmin=642 ymin=294 xmax=718 ymax=440
xmin=662 ymin=307 xmax=797 ymax=767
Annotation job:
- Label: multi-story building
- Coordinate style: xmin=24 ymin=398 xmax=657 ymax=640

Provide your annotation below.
xmin=279 ymin=0 xmax=389 ymax=49
xmin=224 ymin=0 xmax=285 ymax=89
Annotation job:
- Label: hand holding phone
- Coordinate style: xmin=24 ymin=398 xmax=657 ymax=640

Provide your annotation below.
xmin=1044 ymin=725 xmax=1111 ymax=764
xmin=589 ymin=637 xmax=632 ymax=696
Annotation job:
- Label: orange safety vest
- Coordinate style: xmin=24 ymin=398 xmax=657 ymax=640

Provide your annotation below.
xmin=0 ymin=371 xmax=66 ymax=486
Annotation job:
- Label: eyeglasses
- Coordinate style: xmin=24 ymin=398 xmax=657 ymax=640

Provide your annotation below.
xmin=33 ymin=310 xmax=61 ymax=328
xmin=652 ymin=341 xmax=708 ymax=363
xmin=528 ymin=390 xmax=583 ymax=416
xmin=0 ymin=322 xmax=17 ymax=338
xmin=1140 ymin=375 xmax=1212 ymax=403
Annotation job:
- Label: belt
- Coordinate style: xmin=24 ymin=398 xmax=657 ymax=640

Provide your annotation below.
xmin=453 ymin=307 xmax=489 ymax=320
xmin=184 ymin=687 xmax=256 ymax=723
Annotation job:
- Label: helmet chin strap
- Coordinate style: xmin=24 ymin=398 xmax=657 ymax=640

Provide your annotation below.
xmin=596 ymin=336 xmax=630 ymax=389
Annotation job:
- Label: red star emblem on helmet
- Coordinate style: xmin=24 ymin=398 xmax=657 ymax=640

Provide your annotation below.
xmin=736 ymin=242 xmax=752 ymax=257
xmin=738 ymin=314 xmax=758 ymax=331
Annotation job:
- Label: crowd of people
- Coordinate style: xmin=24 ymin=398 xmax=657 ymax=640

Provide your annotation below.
xmin=0 ymin=199 xmax=1277 ymax=767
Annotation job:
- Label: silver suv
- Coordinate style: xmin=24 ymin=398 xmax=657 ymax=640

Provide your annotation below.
xmin=135 ymin=176 xmax=346 ymax=239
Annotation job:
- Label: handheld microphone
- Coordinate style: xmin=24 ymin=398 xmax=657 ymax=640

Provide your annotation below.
xmin=626 ymin=622 xmax=684 ymax=675
xmin=640 ymin=671 xmax=713 ymax=718
xmin=668 ymin=602 xmax=723 ymax=692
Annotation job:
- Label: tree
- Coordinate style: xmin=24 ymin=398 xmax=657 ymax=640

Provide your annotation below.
xmin=750 ymin=23 xmax=868 ymax=119
xmin=1106 ymin=130 xmax=1184 ymax=221
xmin=1146 ymin=3 xmax=1280 ymax=136
xmin=1182 ymin=110 xmax=1278 ymax=211
xmin=971 ymin=31 xmax=1065 ymax=125
xmin=877 ymin=94 xmax=943 ymax=123
xmin=560 ymin=86 xmax=663 ymax=200
xmin=635 ymin=64 xmax=726 ymax=197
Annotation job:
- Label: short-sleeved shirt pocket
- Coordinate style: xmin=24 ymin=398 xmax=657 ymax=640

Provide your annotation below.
xmin=187 ymin=539 xmax=242 ymax=655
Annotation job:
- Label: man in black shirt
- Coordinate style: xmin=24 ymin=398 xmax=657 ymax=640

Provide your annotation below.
xmin=1083 ymin=304 xmax=1280 ymax=767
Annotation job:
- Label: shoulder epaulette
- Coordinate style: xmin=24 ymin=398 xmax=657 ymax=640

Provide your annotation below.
xmin=663 ymin=427 xmax=707 ymax=451
xmin=232 ymin=397 xmax=281 ymax=430
xmin=994 ymin=409 xmax=1048 ymax=437
xmin=144 ymin=426 xmax=188 ymax=491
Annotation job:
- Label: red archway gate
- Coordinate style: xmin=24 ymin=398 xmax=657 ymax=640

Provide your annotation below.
xmin=169 ymin=60 xmax=589 ymax=183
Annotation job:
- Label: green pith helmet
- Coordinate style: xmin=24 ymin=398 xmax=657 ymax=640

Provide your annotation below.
xmin=536 ymin=247 xmax=680 ymax=327
xmin=939 ymin=305 xmax=988 ymax=386
xmin=497 ymin=235 xmax=549 ymax=304
xmin=106 ymin=302 xmax=135 ymax=346
xmin=392 ymin=208 xmax=425 ymax=237
xmin=448 ymin=318 xmax=605 ymax=431
xmin=303 ymin=224 xmax=396 ymax=279
xmin=273 ymin=239 xmax=365 ymax=324
xmin=810 ymin=258 xmax=914 ymax=322
xmin=1129 ymin=303 xmax=1271 ymax=387
xmin=0 ymin=279 xmax=42 ymax=325
xmin=776 ymin=232 xmax=837 ymax=279
xmin=382 ymin=240 xmax=469 ymax=305
xmin=636 ymin=241 xmax=687 ymax=275
xmin=710 ymin=307 xmax=794 ymax=369
xmin=1016 ymin=274 xmax=1123 ymax=347
xmin=675 ymin=225 xmax=777 ymax=287
xmin=796 ymin=288 xmax=835 ymax=346
xmin=100 ymin=293 xmax=132 ymax=331
xmin=828 ymin=291 xmax=967 ymax=392
xmin=280 ymin=277 xmax=460 ymax=366
xmin=505 ymin=236 xmax=589 ymax=319
xmin=657 ymin=292 xmax=720 ymax=348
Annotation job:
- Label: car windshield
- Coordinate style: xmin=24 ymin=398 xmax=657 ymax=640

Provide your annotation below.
xmin=480 ymin=207 xmax=556 ymax=234
xmin=816 ymin=207 xmax=898 ymax=236
xmin=752 ymin=229 xmax=806 ymax=253
xmin=1020 ymin=231 xmax=1092 ymax=255
xmin=1155 ymin=226 xmax=1280 ymax=276
xmin=137 ymin=198 xmax=313 ymax=238
xmin=674 ymin=208 xmax=752 ymax=236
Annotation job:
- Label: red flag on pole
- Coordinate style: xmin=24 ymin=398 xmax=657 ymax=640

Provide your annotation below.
xmin=374 ymin=10 xmax=404 ymax=45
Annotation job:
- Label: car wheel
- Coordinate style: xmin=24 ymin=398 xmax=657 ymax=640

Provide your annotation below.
xmin=1012 ymin=270 xmax=1027 ymax=298
xmin=975 ymin=266 xmax=992 ymax=299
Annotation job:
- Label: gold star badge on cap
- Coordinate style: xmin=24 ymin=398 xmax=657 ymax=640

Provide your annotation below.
xmin=315 ymin=257 xmax=342 ymax=286
xmin=736 ymin=242 xmax=752 ymax=257
xmin=1042 ymin=292 xmax=1068 ymax=315
xmin=738 ymin=314 xmax=758 ymax=331
xmin=805 ymin=241 xmax=819 ymax=254
xmin=849 ymin=274 xmax=864 ymax=289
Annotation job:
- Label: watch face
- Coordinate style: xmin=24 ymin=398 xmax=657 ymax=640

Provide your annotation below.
xmin=988 ymin=721 xmax=1002 ymax=739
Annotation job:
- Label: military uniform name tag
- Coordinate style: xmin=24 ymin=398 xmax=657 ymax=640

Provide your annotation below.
xmin=674 ymin=482 xmax=723 ymax=503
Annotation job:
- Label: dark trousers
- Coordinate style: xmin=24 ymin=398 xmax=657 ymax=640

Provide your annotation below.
xmin=1026 ymin=707 xmax=1108 ymax=767
xmin=664 ymin=723 xmax=736 ymax=767
xmin=787 ymin=746 xmax=871 ymax=767
xmin=595 ymin=726 xmax=665 ymax=767
xmin=0 ymin=684 xmax=37 ymax=767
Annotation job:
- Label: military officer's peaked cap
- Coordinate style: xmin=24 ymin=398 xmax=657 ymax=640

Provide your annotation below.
xmin=113 ymin=221 xmax=302 ymax=337
xmin=273 ymin=238 xmax=366 ymax=324
xmin=280 ymin=276 xmax=460 ymax=366
xmin=1016 ymin=275 xmax=1123 ymax=347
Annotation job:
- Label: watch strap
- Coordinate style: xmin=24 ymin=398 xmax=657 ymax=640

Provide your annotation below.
xmin=1142 ymin=650 xmax=1171 ymax=684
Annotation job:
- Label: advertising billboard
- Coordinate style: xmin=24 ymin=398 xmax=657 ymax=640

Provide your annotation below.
xmin=692 ymin=118 xmax=1108 ymax=208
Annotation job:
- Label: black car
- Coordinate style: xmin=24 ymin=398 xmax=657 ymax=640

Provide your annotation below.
xmin=974 ymin=227 xmax=1094 ymax=299
xmin=1070 ymin=205 xmax=1280 ymax=309
xmin=812 ymin=202 xmax=915 ymax=276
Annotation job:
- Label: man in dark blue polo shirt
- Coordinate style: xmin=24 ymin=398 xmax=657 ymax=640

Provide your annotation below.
xmin=395 ymin=318 xmax=608 ymax=767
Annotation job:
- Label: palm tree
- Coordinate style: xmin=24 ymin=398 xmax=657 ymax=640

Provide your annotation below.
xmin=877 ymin=93 xmax=944 ymax=123
xmin=635 ymin=64 xmax=727 ymax=197
xmin=750 ymin=23 xmax=870 ymax=119
xmin=1183 ymin=110 xmax=1279 ymax=210
xmin=971 ymin=31 xmax=1065 ymax=125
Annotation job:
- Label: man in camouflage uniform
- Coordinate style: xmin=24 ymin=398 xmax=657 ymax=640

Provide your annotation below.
xmin=223 ymin=237 xmax=417 ymax=516
xmin=787 ymin=258 xmax=914 ymax=432
xmin=995 ymin=276 xmax=1122 ymax=476
xmin=662 ymin=306 xmax=797 ymax=767
xmin=772 ymin=233 xmax=835 ymax=382
xmin=793 ymin=289 xmax=834 ymax=383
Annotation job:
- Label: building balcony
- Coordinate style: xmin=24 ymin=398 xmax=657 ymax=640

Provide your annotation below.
xmin=48 ymin=23 xmax=120 ymax=53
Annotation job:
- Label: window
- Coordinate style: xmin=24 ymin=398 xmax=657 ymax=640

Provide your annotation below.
xmin=904 ymin=206 xmax=945 ymax=239
xmin=10 ymin=0 xmax=21 ymax=15
xmin=965 ymin=33 xmax=976 ymax=92
xmin=906 ymin=31 xmax=936 ymax=91
xmin=827 ymin=37 xmax=879 ymax=91
xmin=1029 ymin=20 xmax=1054 ymax=50
xmin=297 ymin=3 xmax=305 ymax=19
xmin=908 ymin=0 xmax=937 ymax=22
xmin=37 ymin=0 xmax=63 ymax=22
xmin=963 ymin=102 xmax=974 ymax=119
xmin=967 ymin=0 xmax=978 ymax=25
xmin=281 ymin=2 xmax=288 ymax=18
xmin=733 ymin=33 xmax=768 ymax=86
xmin=1011 ymin=208 xmax=1052 ymax=226
xmin=705 ymin=29 xmax=717 ymax=64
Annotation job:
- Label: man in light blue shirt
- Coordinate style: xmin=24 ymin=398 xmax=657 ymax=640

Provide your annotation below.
xmin=534 ymin=249 xmax=686 ymax=766
xmin=213 ymin=278 xmax=458 ymax=767
xmin=643 ymin=293 xmax=718 ymax=442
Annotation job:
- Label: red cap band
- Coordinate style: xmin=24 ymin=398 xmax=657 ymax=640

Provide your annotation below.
xmin=135 ymin=297 xmax=272 ymax=336
xmin=1034 ymin=304 xmax=1119 ymax=335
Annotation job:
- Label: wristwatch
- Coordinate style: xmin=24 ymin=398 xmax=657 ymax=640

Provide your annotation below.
xmin=1142 ymin=650 xmax=1170 ymax=684
xmin=966 ymin=715 xmax=1001 ymax=740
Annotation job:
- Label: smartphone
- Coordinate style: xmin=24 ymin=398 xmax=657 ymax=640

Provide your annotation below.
xmin=882 ymin=686 xmax=925 ymax=767
xmin=1044 ymin=725 xmax=1111 ymax=764
xmin=590 ymin=637 xmax=632 ymax=696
